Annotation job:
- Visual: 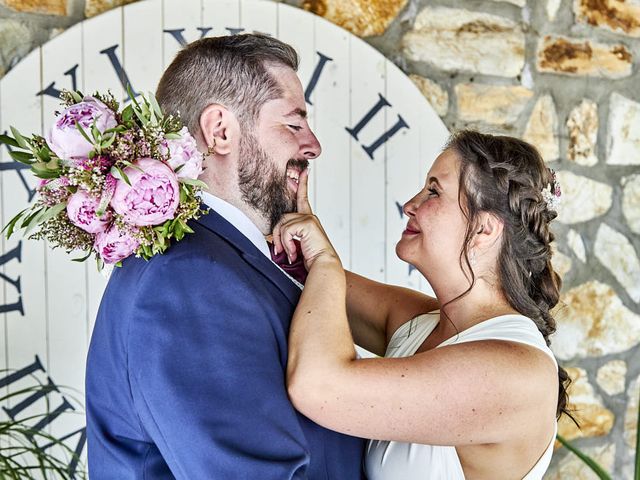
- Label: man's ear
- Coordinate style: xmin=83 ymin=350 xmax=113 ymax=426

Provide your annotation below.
xmin=199 ymin=104 xmax=239 ymax=155
xmin=473 ymin=211 xmax=504 ymax=250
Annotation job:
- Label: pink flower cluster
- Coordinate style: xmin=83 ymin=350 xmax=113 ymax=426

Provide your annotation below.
xmin=45 ymin=97 xmax=203 ymax=264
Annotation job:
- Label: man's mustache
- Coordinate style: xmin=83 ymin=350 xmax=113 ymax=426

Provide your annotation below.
xmin=286 ymin=159 xmax=309 ymax=171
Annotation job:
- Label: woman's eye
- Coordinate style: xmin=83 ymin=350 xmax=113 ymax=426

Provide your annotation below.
xmin=427 ymin=187 xmax=439 ymax=197
xmin=288 ymin=124 xmax=303 ymax=132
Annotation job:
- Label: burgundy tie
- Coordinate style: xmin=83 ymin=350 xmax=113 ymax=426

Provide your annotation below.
xmin=268 ymin=240 xmax=308 ymax=285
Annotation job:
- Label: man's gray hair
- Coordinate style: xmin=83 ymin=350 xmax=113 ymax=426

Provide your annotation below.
xmin=156 ymin=33 xmax=299 ymax=135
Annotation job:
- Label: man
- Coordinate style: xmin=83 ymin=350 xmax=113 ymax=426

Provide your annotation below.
xmin=86 ymin=34 xmax=365 ymax=479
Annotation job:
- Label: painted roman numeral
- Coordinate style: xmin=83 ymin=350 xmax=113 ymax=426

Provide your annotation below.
xmin=0 ymin=242 xmax=24 ymax=316
xmin=0 ymin=356 xmax=45 ymax=389
xmin=163 ymin=27 xmax=213 ymax=47
xmin=0 ymin=356 xmax=86 ymax=477
xmin=36 ymin=64 xmax=79 ymax=100
xmin=345 ymin=93 xmax=409 ymax=160
xmin=99 ymin=45 xmax=139 ymax=100
xmin=1 ymin=136 xmax=36 ymax=202
xmin=304 ymin=52 xmax=333 ymax=105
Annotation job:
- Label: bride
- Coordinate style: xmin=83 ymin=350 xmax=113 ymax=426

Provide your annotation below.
xmin=273 ymin=130 xmax=570 ymax=479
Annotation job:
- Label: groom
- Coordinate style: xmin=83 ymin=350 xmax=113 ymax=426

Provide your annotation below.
xmin=86 ymin=34 xmax=365 ymax=479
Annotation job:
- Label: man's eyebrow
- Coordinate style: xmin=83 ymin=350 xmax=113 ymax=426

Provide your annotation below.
xmin=427 ymin=176 xmax=442 ymax=187
xmin=285 ymin=108 xmax=307 ymax=119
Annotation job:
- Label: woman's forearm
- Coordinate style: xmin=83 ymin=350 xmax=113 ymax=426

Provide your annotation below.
xmin=287 ymin=258 xmax=357 ymax=394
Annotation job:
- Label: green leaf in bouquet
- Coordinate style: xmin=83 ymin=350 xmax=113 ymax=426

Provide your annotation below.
xmin=35 ymin=147 xmax=51 ymax=163
xmin=70 ymin=90 xmax=83 ymax=103
xmin=72 ymin=250 xmax=93 ymax=262
xmin=148 ymin=92 xmax=164 ymax=119
xmin=179 ymin=178 xmax=208 ymax=189
xmin=31 ymin=162 xmax=60 ymax=179
xmin=0 ymin=133 xmax=20 ymax=148
xmin=20 ymin=207 xmax=43 ymax=230
xmin=111 ymin=165 xmax=131 ymax=186
xmin=2 ymin=208 xmax=29 ymax=238
xmin=9 ymin=150 xmax=35 ymax=165
xmin=10 ymin=126 xmax=30 ymax=150
xmin=46 ymin=158 xmax=59 ymax=170
xmin=37 ymin=202 xmax=67 ymax=226
xmin=181 ymin=221 xmax=194 ymax=234
xmin=121 ymin=105 xmax=134 ymax=123
xmin=91 ymin=123 xmax=101 ymax=142
xmin=75 ymin=121 xmax=95 ymax=146
xmin=100 ymin=132 xmax=117 ymax=149
xmin=164 ymin=132 xmax=182 ymax=140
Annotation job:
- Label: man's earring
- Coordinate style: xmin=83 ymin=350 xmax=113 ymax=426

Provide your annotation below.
xmin=207 ymin=138 xmax=216 ymax=156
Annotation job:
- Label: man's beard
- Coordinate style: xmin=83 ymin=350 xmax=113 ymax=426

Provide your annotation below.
xmin=237 ymin=131 xmax=308 ymax=231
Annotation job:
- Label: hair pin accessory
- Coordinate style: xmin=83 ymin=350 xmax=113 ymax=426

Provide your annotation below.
xmin=542 ymin=169 xmax=561 ymax=211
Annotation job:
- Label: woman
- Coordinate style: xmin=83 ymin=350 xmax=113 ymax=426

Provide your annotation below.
xmin=273 ymin=130 xmax=570 ymax=479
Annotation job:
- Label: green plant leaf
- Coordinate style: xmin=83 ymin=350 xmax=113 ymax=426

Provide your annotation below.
xmin=179 ymin=178 xmax=208 ymax=189
xmin=164 ymin=132 xmax=181 ymax=140
xmin=148 ymin=92 xmax=164 ymax=119
xmin=111 ymin=165 xmax=131 ymax=186
xmin=10 ymin=126 xmax=30 ymax=150
xmin=2 ymin=208 xmax=29 ymax=237
xmin=70 ymin=90 xmax=83 ymax=103
xmin=0 ymin=133 xmax=20 ymax=148
xmin=8 ymin=150 xmax=35 ymax=165
xmin=556 ymin=435 xmax=612 ymax=480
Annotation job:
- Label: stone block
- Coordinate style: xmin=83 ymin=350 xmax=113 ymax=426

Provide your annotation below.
xmin=555 ymin=171 xmax=612 ymax=224
xmin=85 ymin=0 xmax=137 ymax=18
xmin=537 ymin=35 xmax=632 ymax=78
xmin=0 ymin=19 xmax=33 ymax=74
xmin=552 ymin=281 xmax=640 ymax=359
xmin=523 ymin=94 xmax=559 ymax=162
xmin=455 ymin=83 xmax=533 ymax=126
xmin=607 ymin=92 xmax=640 ymax=165
xmin=402 ymin=7 xmax=525 ymax=77
xmin=596 ymin=360 xmax=626 ymax=396
xmin=595 ymin=223 xmax=640 ymax=303
xmin=547 ymin=0 xmax=562 ymax=21
xmin=557 ymin=367 xmax=614 ymax=441
xmin=574 ymin=0 xmax=640 ymax=38
xmin=409 ymin=74 xmax=448 ymax=117
xmin=567 ymin=99 xmax=598 ymax=166
xmin=546 ymin=442 xmax=615 ymax=479
xmin=302 ymin=0 xmax=407 ymax=37
xmin=567 ymin=229 xmax=586 ymax=262
xmin=551 ymin=245 xmax=572 ymax=279
xmin=491 ymin=0 xmax=525 ymax=6
xmin=625 ymin=375 xmax=640 ymax=448
xmin=622 ymin=174 xmax=640 ymax=234
xmin=0 ymin=0 xmax=66 ymax=15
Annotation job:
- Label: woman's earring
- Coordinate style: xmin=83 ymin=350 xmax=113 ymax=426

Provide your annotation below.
xmin=207 ymin=138 xmax=216 ymax=156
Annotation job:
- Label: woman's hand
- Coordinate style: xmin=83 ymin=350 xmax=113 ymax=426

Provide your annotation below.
xmin=272 ymin=169 xmax=341 ymax=271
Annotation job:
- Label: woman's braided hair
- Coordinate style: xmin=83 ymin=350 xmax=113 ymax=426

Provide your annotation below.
xmin=446 ymin=130 xmax=570 ymax=420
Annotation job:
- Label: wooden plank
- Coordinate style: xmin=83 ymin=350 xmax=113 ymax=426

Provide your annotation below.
xmin=124 ymin=0 xmax=163 ymax=96
xmin=162 ymin=0 xmax=203 ymax=68
xmin=348 ymin=35 xmax=386 ymax=282
xmin=310 ymin=17 xmax=351 ymax=268
xmin=40 ymin=23 xmax=88 ymax=444
xmin=202 ymin=0 xmax=240 ymax=36
xmin=0 ymin=65 xmax=7 ymax=391
xmin=0 ymin=46 xmax=48 ymax=433
xmin=384 ymin=60 xmax=424 ymax=291
xmin=82 ymin=6 xmax=125 ymax=101
xmin=239 ymin=0 xmax=278 ymax=37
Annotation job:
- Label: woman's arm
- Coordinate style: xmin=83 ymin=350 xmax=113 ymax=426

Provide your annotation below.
xmin=345 ymin=271 xmax=438 ymax=356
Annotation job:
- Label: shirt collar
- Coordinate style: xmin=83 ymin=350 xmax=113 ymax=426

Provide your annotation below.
xmin=199 ymin=192 xmax=271 ymax=259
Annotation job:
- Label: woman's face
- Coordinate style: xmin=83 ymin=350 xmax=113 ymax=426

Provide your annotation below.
xmin=396 ymin=149 xmax=470 ymax=284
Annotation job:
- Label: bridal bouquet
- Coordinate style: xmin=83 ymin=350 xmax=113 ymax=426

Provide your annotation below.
xmin=1 ymin=89 xmax=207 ymax=268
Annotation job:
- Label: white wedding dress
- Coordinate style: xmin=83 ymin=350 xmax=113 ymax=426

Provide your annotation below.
xmin=365 ymin=313 xmax=558 ymax=480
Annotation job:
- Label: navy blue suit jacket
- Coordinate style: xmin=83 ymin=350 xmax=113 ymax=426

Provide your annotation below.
xmin=86 ymin=209 xmax=365 ymax=479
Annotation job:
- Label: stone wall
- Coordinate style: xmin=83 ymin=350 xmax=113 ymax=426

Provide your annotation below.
xmin=1 ymin=0 xmax=639 ymax=477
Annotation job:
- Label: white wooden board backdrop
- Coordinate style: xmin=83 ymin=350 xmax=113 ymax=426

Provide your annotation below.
xmin=0 ymin=0 xmax=449 ymax=474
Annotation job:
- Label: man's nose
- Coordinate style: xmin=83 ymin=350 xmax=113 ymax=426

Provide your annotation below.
xmin=300 ymin=129 xmax=322 ymax=160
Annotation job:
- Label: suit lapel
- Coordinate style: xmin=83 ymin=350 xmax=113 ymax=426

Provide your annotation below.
xmin=194 ymin=209 xmax=302 ymax=305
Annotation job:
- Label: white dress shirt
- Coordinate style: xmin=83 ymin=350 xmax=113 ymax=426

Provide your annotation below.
xmin=200 ymin=191 xmax=271 ymax=259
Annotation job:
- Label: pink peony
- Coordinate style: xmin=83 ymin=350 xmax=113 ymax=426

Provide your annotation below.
xmin=66 ymin=190 xmax=112 ymax=234
xmin=110 ymin=158 xmax=179 ymax=226
xmin=46 ymin=96 xmax=117 ymax=161
xmin=160 ymin=127 xmax=203 ymax=180
xmin=94 ymin=224 xmax=140 ymax=265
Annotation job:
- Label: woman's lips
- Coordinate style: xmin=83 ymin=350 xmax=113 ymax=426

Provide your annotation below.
xmin=403 ymin=225 xmax=420 ymax=235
